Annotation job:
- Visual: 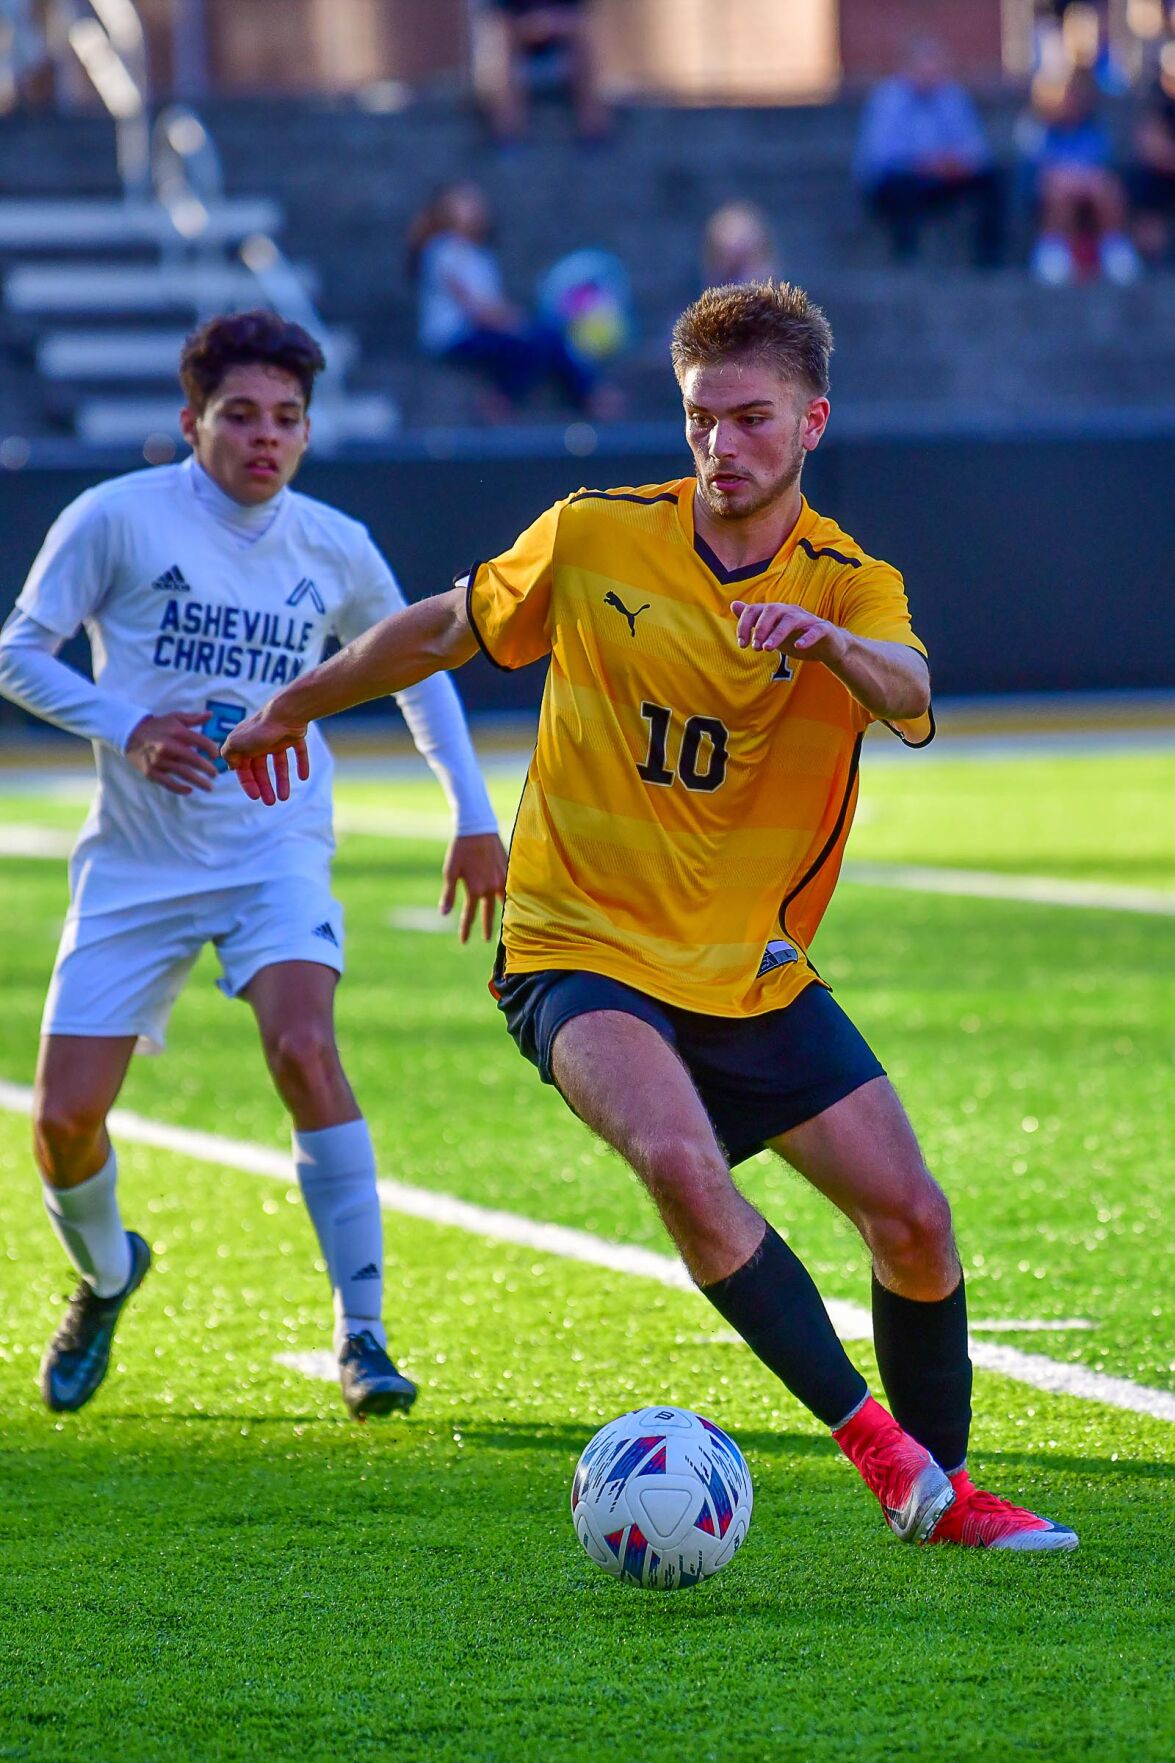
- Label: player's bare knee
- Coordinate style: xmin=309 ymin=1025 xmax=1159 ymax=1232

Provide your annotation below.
xmin=637 ymin=1133 xmax=731 ymax=1218
xmin=263 ymin=1020 xmax=342 ymax=1100
xmin=867 ymin=1180 xmax=955 ymax=1273
xmin=33 ymin=1091 xmax=107 ymax=1171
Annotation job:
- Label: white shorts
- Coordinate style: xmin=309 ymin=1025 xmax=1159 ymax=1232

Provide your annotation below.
xmin=42 ymin=875 xmax=345 ymax=1055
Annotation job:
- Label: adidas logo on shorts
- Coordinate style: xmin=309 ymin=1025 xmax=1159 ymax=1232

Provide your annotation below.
xmin=312 ymin=921 xmax=339 ymax=946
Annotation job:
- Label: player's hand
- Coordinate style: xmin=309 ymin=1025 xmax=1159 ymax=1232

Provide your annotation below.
xmin=439 ymin=832 xmax=508 ymax=944
xmin=220 ymin=703 xmax=310 ymax=806
xmin=731 ymin=600 xmax=847 ymax=665
xmin=125 ymin=712 xmax=221 ymax=796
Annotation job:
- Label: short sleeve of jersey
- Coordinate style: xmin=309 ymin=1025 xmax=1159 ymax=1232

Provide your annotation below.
xmin=332 ymin=532 xmax=410 ymax=646
xmin=833 ymin=560 xmax=928 ymax=658
xmin=832 ymin=560 xmax=933 ymax=745
xmin=16 ymin=487 xmax=112 ymax=639
xmin=466 ymin=499 xmax=564 ymax=671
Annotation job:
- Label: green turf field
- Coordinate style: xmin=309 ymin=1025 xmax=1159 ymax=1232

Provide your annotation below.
xmin=0 ymin=740 xmax=1172 ymax=1763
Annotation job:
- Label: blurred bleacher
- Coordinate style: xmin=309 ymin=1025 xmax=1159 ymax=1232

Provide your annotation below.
xmin=2 ymin=87 xmax=1174 ymax=448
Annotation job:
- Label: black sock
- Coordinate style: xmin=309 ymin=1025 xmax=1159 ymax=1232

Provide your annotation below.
xmin=871 ymin=1271 xmax=972 ymax=1473
xmin=701 ymin=1224 xmax=868 ymax=1429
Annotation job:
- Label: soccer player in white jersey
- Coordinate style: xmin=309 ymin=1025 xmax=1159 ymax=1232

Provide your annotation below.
xmin=0 ymin=310 xmax=507 ymax=1421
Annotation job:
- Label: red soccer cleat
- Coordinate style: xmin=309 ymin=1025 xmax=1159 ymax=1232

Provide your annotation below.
xmin=832 ymin=1395 xmax=955 ymax=1542
xmin=926 ymin=1469 xmax=1078 ymax=1551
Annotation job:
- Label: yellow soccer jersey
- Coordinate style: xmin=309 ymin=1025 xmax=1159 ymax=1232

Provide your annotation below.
xmin=467 ymin=479 xmax=931 ymax=1017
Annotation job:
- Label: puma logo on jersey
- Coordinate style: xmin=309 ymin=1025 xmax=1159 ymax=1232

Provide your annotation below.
xmin=287 ymin=577 xmax=326 ymax=614
xmin=603 ymin=591 xmax=650 ymax=637
xmin=151 ymin=564 xmax=190 ymax=593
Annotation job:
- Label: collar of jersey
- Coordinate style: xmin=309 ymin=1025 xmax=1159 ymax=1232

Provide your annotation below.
xmin=676 ymin=481 xmax=820 ymax=586
xmin=183 ymin=456 xmax=291 ymax=551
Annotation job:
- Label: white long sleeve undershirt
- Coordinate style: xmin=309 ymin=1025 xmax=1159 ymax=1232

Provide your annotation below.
xmin=393 ymin=672 xmax=498 ymax=837
xmin=0 ymin=609 xmax=149 ymax=754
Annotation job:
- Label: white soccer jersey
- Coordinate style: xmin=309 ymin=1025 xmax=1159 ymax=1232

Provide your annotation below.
xmin=15 ymin=457 xmax=452 ymax=912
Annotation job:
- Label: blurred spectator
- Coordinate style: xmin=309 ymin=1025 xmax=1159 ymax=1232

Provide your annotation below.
xmin=0 ymin=0 xmax=50 ymax=111
xmin=408 ymin=182 xmax=602 ymax=418
xmin=1130 ymin=48 xmax=1175 ymax=264
xmin=1020 ymin=68 xmax=1141 ymax=283
xmin=702 ymin=202 xmax=778 ymax=287
xmin=855 ymin=36 xmax=1004 ymax=268
xmin=476 ymin=0 xmax=609 ymax=145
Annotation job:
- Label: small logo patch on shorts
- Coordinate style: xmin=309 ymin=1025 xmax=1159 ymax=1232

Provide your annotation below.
xmin=757 ymin=938 xmax=798 ymax=978
xmin=312 ymin=921 xmax=339 ymax=946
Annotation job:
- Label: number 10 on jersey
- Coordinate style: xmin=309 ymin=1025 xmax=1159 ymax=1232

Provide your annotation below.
xmin=636 ymin=701 xmax=730 ymax=793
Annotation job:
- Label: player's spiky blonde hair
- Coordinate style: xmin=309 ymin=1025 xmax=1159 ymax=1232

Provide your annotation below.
xmin=671 ymin=280 xmax=833 ymax=397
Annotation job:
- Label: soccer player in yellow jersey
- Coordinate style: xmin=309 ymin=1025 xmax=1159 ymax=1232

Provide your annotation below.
xmin=224 ymin=283 xmax=1077 ymax=1552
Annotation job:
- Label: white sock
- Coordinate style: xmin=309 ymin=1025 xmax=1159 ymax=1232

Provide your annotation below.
xmin=292 ymin=1119 xmax=386 ymax=1357
xmin=42 ymin=1148 xmax=131 ymax=1298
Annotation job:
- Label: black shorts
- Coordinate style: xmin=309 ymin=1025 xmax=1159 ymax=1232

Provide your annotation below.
xmin=496 ymin=970 xmax=885 ymax=1167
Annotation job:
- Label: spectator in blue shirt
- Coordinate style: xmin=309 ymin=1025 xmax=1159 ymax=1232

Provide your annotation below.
xmin=855 ymin=37 xmax=1004 ymax=267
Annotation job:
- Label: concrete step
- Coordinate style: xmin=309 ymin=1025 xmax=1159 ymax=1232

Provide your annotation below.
xmin=0 ymin=198 xmax=282 ymax=250
xmin=38 ymin=326 xmax=353 ymax=383
xmin=5 ymin=259 xmax=319 ymax=315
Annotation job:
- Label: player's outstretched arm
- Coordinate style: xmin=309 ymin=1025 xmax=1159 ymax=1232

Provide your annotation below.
xmin=730 ymin=599 xmax=930 ymax=722
xmin=222 ymin=587 xmax=479 ymax=804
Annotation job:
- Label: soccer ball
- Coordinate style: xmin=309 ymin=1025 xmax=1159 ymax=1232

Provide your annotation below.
xmin=571 ymin=1405 xmax=753 ymax=1590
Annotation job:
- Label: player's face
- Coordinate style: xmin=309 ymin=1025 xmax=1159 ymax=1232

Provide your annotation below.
xmin=182 ymin=364 xmax=310 ymax=506
xmin=681 ymin=359 xmax=829 ymax=524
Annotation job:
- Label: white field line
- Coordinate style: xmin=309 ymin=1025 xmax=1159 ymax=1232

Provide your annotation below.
xmin=389 ymin=907 xmax=451 ymax=933
xmin=1 ymin=1080 xmax=1171 ymax=1422
xmin=842 ymin=861 xmax=1175 ymax=916
xmin=344 ymin=815 xmax=1174 ymax=918
xmin=4 ymin=811 xmax=1173 ymax=918
xmin=0 ymin=825 xmax=75 ymax=858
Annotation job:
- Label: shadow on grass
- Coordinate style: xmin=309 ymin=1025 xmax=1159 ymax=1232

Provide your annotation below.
xmin=14 ymin=1412 xmax=1173 ymax=1485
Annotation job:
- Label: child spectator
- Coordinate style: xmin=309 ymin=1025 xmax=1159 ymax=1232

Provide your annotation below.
xmin=702 ymin=203 xmax=778 ymax=288
xmin=408 ymin=182 xmax=602 ymax=418
xmin=1021 ymin=68 xmax=1141 ymax=283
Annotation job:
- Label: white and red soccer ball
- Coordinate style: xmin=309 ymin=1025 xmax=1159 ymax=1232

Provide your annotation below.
xmin=571 ymin=1405 xmax=753 ymax=1590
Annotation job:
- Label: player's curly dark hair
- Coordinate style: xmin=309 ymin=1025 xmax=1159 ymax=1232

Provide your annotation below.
xmin=179 ymin=309 xmax=326 ymax=413
xmin=671 ymin=281 xmax=833 ymax=398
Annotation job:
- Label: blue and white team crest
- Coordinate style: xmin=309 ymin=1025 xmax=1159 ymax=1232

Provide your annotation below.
xmin=757 ymin=938 xmax=798 ymax=978
xmin=287 ymin=577 xmax=326 ymax=614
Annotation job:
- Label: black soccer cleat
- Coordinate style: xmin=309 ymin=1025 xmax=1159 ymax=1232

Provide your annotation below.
xmin=338 ymin=1330 xmax=417 ymax=1420
xmin=39 ymin=1230 xmax=151 ymax=1413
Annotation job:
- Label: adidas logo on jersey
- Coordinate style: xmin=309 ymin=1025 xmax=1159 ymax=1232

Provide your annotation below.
xmin=151 ymin=564 xmax=191 ymax=593
xmin=287 ymin=577 xmax=326 ymax=614
xmin=312 ymin=920 xmax=339 ymax=946
xmin=757 ymin=938 xmax=798 ymax=978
